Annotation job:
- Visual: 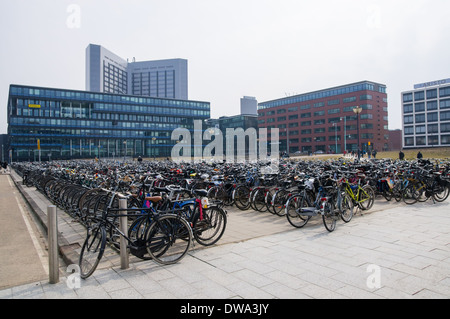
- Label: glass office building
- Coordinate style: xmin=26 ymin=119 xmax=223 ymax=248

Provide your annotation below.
xmin=402 ymin=78 xmax=450 ymax=149
xmin=7 ymin=84 xmax=210 ymax=161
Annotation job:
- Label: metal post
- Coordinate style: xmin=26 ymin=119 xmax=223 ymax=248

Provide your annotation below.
xmin=48 ymin=205 xmax=59 ymax=284
xmin=119 ymin=198 xmax=129 ymax=269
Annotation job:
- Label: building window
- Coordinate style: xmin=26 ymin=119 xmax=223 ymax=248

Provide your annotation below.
xmin=403 ymin=93 xmax=413 ymax=102
xmin=427 ymin=100 xmax=438 ymax=111
xmin=404 ymin=115 xmax=414 ymax=124
xmin=440 ymin=99 xmax=450 ymax=109
xmin=427 ymin=112 xmax=438 ymax=122
xmin=343 ymin=97 xmax=356 ymax=103
xmin=405 ymin=137 xmax=414 ymax=146
xmin=415 ymin=114 xmax=426 ymax=123
xmin=439 ymin=87 xmax=450 ymax=98
xmin=360 ymin=94 xmax=373 ymax=100
xmin=313 ymin=102 xmax=325 ymax=108
xmin=415 ymin=125 xmax=426 ymax=134
xmin=427 ymin=89 xmax=437 ymax=99
xmin=441 ymin=123 xmax=450 ymax=133
xmin=403 ymin=104 xmax=413 ymax=113
xmin=314 ymin=111 xmax=325 ymax=116
xmin=442 ymin=135 xmax=450 ymax=145
xmin=416 ymin=136 xmax=426 ymax=145
xmin=428 ymin=135 xmax=439 ymax=146
xmin=441 ymin=111 xmax=450 ymax=121
xmin=328 ymin=108 xmax=341 ymax=114
xmin=414 ymin=91 xmax=425 ymax=101
xmin=404 ymin=126 xmax=414 ymax=135
xmin=415 ymin=102 xmax=425 ymax=113
xmin=428 ymin=124 xmax=439 ymax=133
xmin=327 ymin=99 xmax=340 ymax=106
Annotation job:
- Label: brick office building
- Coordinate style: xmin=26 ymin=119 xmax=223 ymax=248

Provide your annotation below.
xmin=258 ymin=81 xmax=389 ymax=154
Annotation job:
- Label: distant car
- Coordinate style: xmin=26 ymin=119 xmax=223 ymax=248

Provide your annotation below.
xmin=293 ymin=151 xmax=308 ymax=156
xmin=314 ymin=150 xmax=325 ymax=154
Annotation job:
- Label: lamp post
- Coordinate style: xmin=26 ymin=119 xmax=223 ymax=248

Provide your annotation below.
xmin=353 ymin=106 xmax=362 ymax=160
xmin=332 ymin=123 xmax=337 ymax=154
xmin=340 ymin=116 xmax=347 ymax=154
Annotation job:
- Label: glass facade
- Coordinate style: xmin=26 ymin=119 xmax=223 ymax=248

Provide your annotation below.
xmin=402 ymin=81 xmax=450 ymax=148
xmin=7 ymin=85 xmax=210 ymax=161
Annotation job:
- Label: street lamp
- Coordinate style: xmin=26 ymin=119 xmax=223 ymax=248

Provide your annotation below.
xmin=340 ymin=116 xmax=347 ymax=154
xmin=353 ymin=106 xmax=362 ymax=160
xmin=332 ymin=123 xmax=337 ymax=154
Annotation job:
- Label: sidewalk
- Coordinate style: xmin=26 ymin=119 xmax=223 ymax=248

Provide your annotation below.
xmin=1 ymin=170 xmax=449 ymax=299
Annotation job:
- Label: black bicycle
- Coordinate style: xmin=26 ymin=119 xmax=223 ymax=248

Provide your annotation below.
xmin=79 ymin=204 xmax=193 ymax=279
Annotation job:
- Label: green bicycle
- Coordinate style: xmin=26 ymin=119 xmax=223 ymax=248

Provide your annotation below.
xmin=341 ymin=176 xmax=375 ymax=211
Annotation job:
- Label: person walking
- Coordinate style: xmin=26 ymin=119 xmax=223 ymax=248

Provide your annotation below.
xmin=399 ymin=151 xmax=405 ymax=160
xmin=417 ymin=151 xmax=423 ymax=159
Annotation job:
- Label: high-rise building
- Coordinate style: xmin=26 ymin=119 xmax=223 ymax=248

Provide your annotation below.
xmin=86 ymin=44 xmax=188 ymax=99
xmin=401 ymin=78 xmax=450 ymax=149
xmin=258 ymin=81 xmax=389 ymax=154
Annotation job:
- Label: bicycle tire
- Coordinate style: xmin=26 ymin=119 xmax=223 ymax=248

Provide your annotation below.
xmin=193 ymin=206 xmax=227 ymax=246
xmin=402 ymin=183 xmax=419 ymax=205
xmin=253 ymin=188 xmax=268 ymax=212
xmin=79 ymin=225 xmax=106 ymax=279
xmin=145 ymin=214 xmax=192 ymax=265
xmin=233 ymin=185 xmax=251 ymax=210
xmin=285 ymin=194 xmax=311 ymax=228
xmin=322 ymin=201 xmax=336 ymax=232
xmin=272 ymin=189 xmax=289 ymax=216
xmin=433 ymin=184 xmax=450 ymax=202
xmin=358 ymin=185 xmax=375 ymax=210
xmin=339 ymin=192 xmax=354 ymax=223
xmin=128 ymin=216 xmax=154 ymax=260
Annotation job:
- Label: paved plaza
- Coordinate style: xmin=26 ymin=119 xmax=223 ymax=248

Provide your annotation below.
xmin=0 ymin=170 xmax=449 ymax=299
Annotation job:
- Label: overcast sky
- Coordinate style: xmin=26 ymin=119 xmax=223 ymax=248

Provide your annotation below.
xmin=1 ymin=0 xmax=450 ymax=134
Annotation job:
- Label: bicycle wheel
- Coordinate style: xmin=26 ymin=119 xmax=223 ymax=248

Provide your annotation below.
xmin=128 ymin=217 xmax=153 ymax=260
xmin=79 ymin=225 xmax=106 ymax=279
xmin=272 ymin=189 xmax=289 ymax=216
xmin=193 ymin=206 xmax=227 ymax=246
xmin=265 ymin=187 xmax=278 ymax=214
xmin=253 ymin=188 xmax=268 ymax=212
xmin=322 ymin=201 xmax=336 ymax=232
xmin=339 ymin=192 xmax=354 ymax=223
xmin=233 ymin=185 xmax=251 ymax=210
xmin=285 ymin=194 xmax=311 ymax=228
xmin=145 ymin=214 xmax=192 ymax=265
xmin=358 ymin=185 xmax=375 ymax=210
xmin=433 ymin=183 xmax=450 ymax=202
xmin=402 ymin=183 xmax=419 ymax=205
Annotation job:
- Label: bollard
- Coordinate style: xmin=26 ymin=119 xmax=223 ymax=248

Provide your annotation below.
xmin=119 ymin=198 xmax=129 ymax=269
xmin=48 ymin=205 xmax=59 ymax=284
